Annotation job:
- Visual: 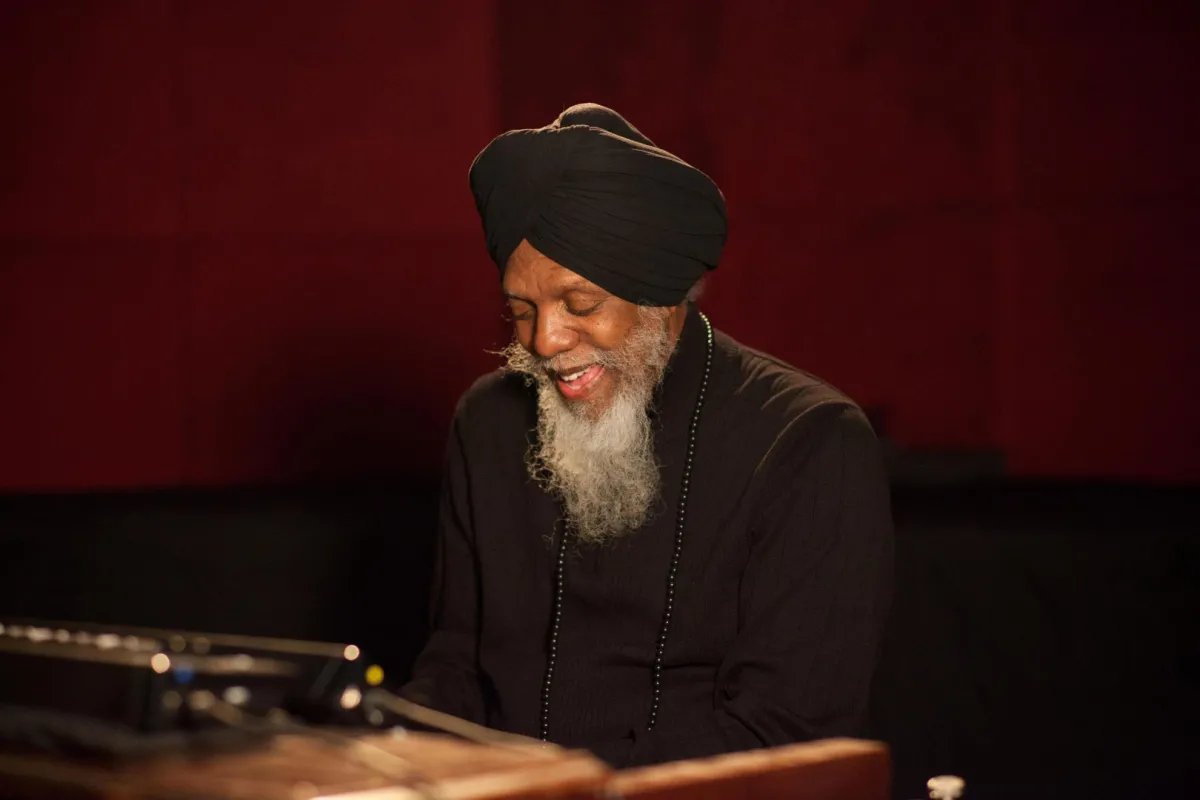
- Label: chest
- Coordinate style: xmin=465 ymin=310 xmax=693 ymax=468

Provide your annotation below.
xmin=466 ymin=414 xmax=772 ymax=664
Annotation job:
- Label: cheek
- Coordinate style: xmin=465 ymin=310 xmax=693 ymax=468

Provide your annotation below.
xmin=513 ymin=320 xmax=534 ymax=348
xmin=577 ymin=328 xmax=619 ymax=357
xmin=587 ymin=312 xmax=640 ymax=352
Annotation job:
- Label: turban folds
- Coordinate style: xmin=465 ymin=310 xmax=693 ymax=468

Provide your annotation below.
xmin=469 ymin=104 xmax=727 ymax=306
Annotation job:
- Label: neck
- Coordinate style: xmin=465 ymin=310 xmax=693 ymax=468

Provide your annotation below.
xmin=649 ymin=306 xmax=708 ymax=435
xmin=665 ymin=302 xmax=690 ymax=349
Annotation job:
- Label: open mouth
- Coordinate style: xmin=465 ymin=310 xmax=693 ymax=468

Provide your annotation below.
xmin=554 ymin=364 xmax=605 ymax=400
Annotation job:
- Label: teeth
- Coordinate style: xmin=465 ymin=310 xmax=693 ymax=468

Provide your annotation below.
xmin=561 ymin=367 xmax=589 ymax=382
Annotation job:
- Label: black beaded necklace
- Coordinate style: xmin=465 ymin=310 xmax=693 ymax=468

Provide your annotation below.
xmin=538 ymin=312 xmax=715 ymax=741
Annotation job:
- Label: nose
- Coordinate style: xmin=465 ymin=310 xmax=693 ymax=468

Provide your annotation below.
xmin=530 ymin=310 xmax=579 ymax=361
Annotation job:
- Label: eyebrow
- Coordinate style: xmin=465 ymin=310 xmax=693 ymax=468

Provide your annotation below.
xmin=503 ymin=280 xmax=602 ymax=304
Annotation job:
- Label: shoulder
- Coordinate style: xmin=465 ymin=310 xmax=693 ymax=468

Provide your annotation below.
xmin=711 ymin=327 xmax=872 ymax=444
xmin=451 ymin=368 xmax=537 ymax=443
xmin=708 ymin=330 xmax=889 ymax=520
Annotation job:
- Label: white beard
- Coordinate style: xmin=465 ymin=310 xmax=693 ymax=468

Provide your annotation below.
xmin=502 ymin=307 xmax=675 ymax=545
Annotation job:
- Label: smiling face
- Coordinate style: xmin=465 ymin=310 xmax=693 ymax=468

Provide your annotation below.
xmin=502 ymin=240 xmax=687 ymax=416
xmin=500 ymin=240 xmax=690 ymax=543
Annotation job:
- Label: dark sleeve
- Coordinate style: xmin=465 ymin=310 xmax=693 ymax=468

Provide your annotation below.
xmin=589 ymin=404 xmax=894 ymax=767
xmin=398 ymin=413 xmax=487 ymax=724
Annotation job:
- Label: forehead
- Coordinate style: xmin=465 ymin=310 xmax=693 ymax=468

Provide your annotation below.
xmin=503 ymin=241 xmax=605 ymax=298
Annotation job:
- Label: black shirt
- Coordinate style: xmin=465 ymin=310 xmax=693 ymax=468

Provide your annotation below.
xmin=401 ymin=308 xmax=894 ymax=767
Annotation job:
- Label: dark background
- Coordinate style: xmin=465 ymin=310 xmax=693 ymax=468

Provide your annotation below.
xmin=1 ymin=2 xmax=1197 ymax=799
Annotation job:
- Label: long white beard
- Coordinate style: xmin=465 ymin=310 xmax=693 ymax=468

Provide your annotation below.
xmin=502 ymin=307 xmax=675 ymax=545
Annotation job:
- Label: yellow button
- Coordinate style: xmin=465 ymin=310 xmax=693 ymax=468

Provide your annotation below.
xmin=365 ymin=665 xmax=384 ymax=686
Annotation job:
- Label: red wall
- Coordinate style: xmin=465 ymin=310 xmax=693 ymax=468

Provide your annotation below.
xmin=2 ymin=0 xmax=1197 ymax=490
xmin=1 ymin=1 xmax=504 ymax=488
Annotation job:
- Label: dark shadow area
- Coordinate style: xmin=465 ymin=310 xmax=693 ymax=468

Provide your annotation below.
xmin=1 ymin=475 xmax=1196 ymax=799
xmin=0 ymin=479 xmax=439 ymax=683
xmin=874 ymin=479 xmax=1199 ymax=799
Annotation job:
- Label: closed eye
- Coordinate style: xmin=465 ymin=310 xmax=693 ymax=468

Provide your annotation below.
xmin=505 ymin=300 xmax=535 ymax=322
xmin=567 ymin=299 xmax=605 ymax=317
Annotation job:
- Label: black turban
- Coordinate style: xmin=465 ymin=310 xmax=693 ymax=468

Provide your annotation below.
xmin=468 ymin=103 xmax=727 ymax=306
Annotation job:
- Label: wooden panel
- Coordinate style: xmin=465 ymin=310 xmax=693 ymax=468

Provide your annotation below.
xmin=611 ymin=738 xmax=890 ymax=800
xmin=0 ymin=734 xmax=890 ymax=800
xmin=0 ymin=732 xmax=609 ymax=800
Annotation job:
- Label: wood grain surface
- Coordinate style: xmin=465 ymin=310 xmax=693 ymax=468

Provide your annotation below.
xmin=0 ymin=733 xmax=889 ymax=800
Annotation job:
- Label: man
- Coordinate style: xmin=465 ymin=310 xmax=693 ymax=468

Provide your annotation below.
xmin=401 ymin=103 xmax=893 ymax=768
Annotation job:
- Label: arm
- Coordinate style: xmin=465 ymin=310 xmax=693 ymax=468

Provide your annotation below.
xmin=398 ymin=414 xmax=487 ymax=724
xmin=588 ymin=405 xmax=894 ymax=767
